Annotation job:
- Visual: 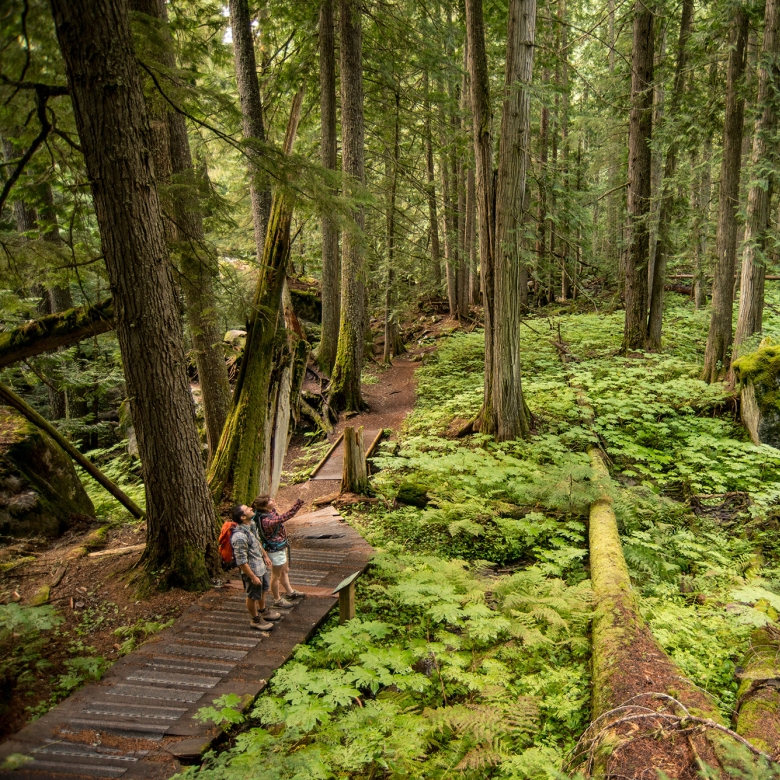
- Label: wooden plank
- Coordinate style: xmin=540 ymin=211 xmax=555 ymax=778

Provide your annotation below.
xmin=309 ymin=432 xmax=344 ymax=477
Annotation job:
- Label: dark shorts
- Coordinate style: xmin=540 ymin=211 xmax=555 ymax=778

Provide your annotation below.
xmin=241 ymin=571 xmax=270 ymax=601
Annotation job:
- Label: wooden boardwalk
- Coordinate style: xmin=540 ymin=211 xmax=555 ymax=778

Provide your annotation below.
xmin=0 ymin=506 xmax=373 ymax=780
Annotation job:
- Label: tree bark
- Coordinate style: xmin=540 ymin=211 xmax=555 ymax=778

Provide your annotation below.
xmin=0 ymin=381 xmax=143 ymax=519
xmin=465 ymin=0 xmax=495 ymax=429
xmin=207 ymin=94 xmax=304 ymax=503
xmin=536 ymin=68 xmax=550 ymax=304
xmin=702 ymin=7 xmax=749 ymax=382
xmin=466 ymin=166 xmax=479 ymax=304
xmin=329 ymin=0 xmax=367 ymax=413
xmin=341 ymin=425 xmax=368 ymax=494
xmin=318 ymin=0 xmax=340 ymax=375
xmin=50 ymin=0 xmax=219 ymax=590
xmin=229 ymin=0 xmax=272 ymax=256
xmin=733 ymin=0 xmax=780 ymax=358
xmin=424 ymin=72 xmax=443 ymax=292
xmin=383 ymin=90 xmax=401 ymax=365
xmin=131 ymin=0 xmax=232 ymax=462
xmin=622 ymin=0 xmax=654 ymax=353
xmin=646 ymin=0 xmax=693 ymax=350
xmin=491 ymin=0 xmax=535 ymax=441
xmin=0 ymin=299 xmax=114 ymax=369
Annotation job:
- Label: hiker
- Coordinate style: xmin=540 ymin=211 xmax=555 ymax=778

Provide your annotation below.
xmin=231 ymin=504 xmax=281 ymax=631
xmin=252 ymin=495 xmax=305 ymax=608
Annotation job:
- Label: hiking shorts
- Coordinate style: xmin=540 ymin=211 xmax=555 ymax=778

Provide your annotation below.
xmin=241 ymin=571 xmax=270 ymax=601
xmin=268 ymin=548 xmax=289 ymax=567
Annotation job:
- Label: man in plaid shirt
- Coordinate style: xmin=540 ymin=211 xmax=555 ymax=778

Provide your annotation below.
xmin=252 ymin=495 xmax=305 ymax=608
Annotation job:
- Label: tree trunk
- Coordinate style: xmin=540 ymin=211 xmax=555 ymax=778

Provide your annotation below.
xmin=622 ymin=0 xmax=654 ymax=353
xmin=645 ymin=0 xmax=693 ymax=350
xmin=424 ymin=72 xmax=443 ymax=293
xmin=691 ymin=138 xmax=712 ymax=309
xmin=441 ymin=98 xmax=457 ymax=317
xmin=207 ymin=94 xmax=304 ymax=503
xmin=558 ymin=0 xmax=571 ymax=302
xmin=491 ymin=0 xmax=535 ymax=442
xmin=702 ymin=6 xmax=749 ymax=383
xmin=383 ymin=90 xmax=401 ymax=365
xmin=318 ymin=0 xmax=340 ymax=375
xmin=50 ymin=0 xmax=219 ymax=590
xmin=466 ymin=166 xmax=479 ymax=304
xmin=39 ymin=182 xmax=72 ymax=419
xmin=536 ymin=68 xmax=549 ymax=304
xmin=131 ymin=0 xmax=232 ymax=462
xmin=733 ymin=0 xmax=780 ymax=359
xmin=457 ymin=49 xmax=470 ymax=319
xmin=229 ymin=0 xmax=272 ymax=257
xmin=0 ymin=299 xmax=114 ymax=368
xmin=341 ymin=425 xmax=368 ymax=494
xmin=465 ymin=0 xmax=495 ymax=429
xmin=329 ymin=0 xmax=368 ymax=413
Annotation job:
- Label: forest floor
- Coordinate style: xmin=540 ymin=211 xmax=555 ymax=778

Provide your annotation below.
xmin=0 ymin=310 xmax=458 ymax=741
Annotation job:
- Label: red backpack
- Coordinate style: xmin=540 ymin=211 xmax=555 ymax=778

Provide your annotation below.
xmin=218 ymin=521 xmax=238 ymax=565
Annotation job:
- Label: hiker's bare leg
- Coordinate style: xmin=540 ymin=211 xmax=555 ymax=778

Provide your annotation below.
xmin=270 ymin=566 xmax=282 ymax=600
xmin=279 ymin=563 xmax=294 ymax=595
xmin=246 ymin=596 xmax=258 ymax=618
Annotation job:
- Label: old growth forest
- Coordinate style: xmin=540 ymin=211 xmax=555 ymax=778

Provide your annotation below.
xmin=7 ymin=0 xmax=780 ymax=776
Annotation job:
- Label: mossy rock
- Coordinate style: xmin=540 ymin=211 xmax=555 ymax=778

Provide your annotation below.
xmin=0 ymin=407 xmax=94 ymax=537
xmin=733 ymin=338 xmax=780 ymax=448
xmin=28 ymin=585 xmax=50 ymax=606
xmin=396 ymin=480 xmax=430 ymax=508
xmin=84 ymin=526 xmax=109 ymax=550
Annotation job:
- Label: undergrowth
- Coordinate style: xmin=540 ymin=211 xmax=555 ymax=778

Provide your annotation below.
xmin=183 ymin=295 xmax=780 ymax=779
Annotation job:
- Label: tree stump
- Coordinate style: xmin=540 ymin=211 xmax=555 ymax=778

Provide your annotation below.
xmin=341 ymin=426 xmax=368 ymax=494
xmin=733 ymin=339 xmax=780 ymax=448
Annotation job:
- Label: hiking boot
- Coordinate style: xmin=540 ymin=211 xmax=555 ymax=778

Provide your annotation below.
xmin=285 ymin=590 xmax=305 ymax=599
xmin=261 ymin=609 xmax=282 ymax=621
xmin=250 ymin=616 xmax=274 ymax=630
xmin=273 ymin=597 xmax=294 ymax=608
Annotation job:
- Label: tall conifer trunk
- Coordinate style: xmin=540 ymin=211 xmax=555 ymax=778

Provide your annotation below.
xmin=131 ymin=0 xmax=232 ymax=461
xmin=50 ymin=0 xmax=219 ymax=590
xmin=229 ymin=0 xmax=272 ymax=256
xmin=622 ymin=0 xmax=654 ymax=353
xmin=329 ymin=0 xmax=367 ymax=412
xmin=465 ymin=0 xmax=495 ymax=428
xmin=318 ymin=0 xmax=340 ymax=375
xmin=702 ymin=7 xmax=749 ymax=382
xmin=734 ymin=0 xmax=780 ymax=357
xmin=492 ymin=0 xmax=535 ymax=441
xmin=645 ymin=0 xmax=693 ymax=350
xmin=424 ymin=72 xmax=443 ymax=292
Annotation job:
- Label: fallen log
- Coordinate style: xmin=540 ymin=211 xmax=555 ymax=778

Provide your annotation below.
xmin=0 ymin=298 xmax=114 ymax=368
xmin=735 ymin=626 xmax=780 ymax=754
xmin=87 ymin=543 xmax=145 ymax=559
xmin=0 ymin=382 xmax=144 ymax=519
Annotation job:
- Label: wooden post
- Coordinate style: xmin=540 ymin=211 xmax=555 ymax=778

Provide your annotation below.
xmin=339 ymin=581 xmax=355 ymax=624
xmin=341 ymin=425 xmax=368 ymax=493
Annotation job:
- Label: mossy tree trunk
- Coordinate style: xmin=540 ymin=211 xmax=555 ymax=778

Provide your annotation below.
xmin=383 ymin=89 xmax=402 ymax=365
xmin=329 ymin=0 xmax=368 ymax=414
xmin=0 ymin=300 xmax=114 ymax=370
xmin=735 ymin=626 xmax=780 ymax=755
xmin=51 ymin=0 xmax=219 ymax=590
xmin=207 ymin=94 xmax=304 ymax=504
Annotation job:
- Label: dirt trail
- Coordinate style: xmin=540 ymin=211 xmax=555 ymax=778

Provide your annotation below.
xmin=275 ymin=323 xmax=446 ymax=511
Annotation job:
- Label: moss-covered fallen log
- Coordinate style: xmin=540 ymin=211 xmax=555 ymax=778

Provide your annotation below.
xmin=581 ymin=446 xmax=769 ymax=775
xmin=0 ymin=382 xmax=143 ymax=519
xmin=0 ymin=298 xmax=114 ymax=368
xmin=736 ymin=626 xmax=780 ymax=754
